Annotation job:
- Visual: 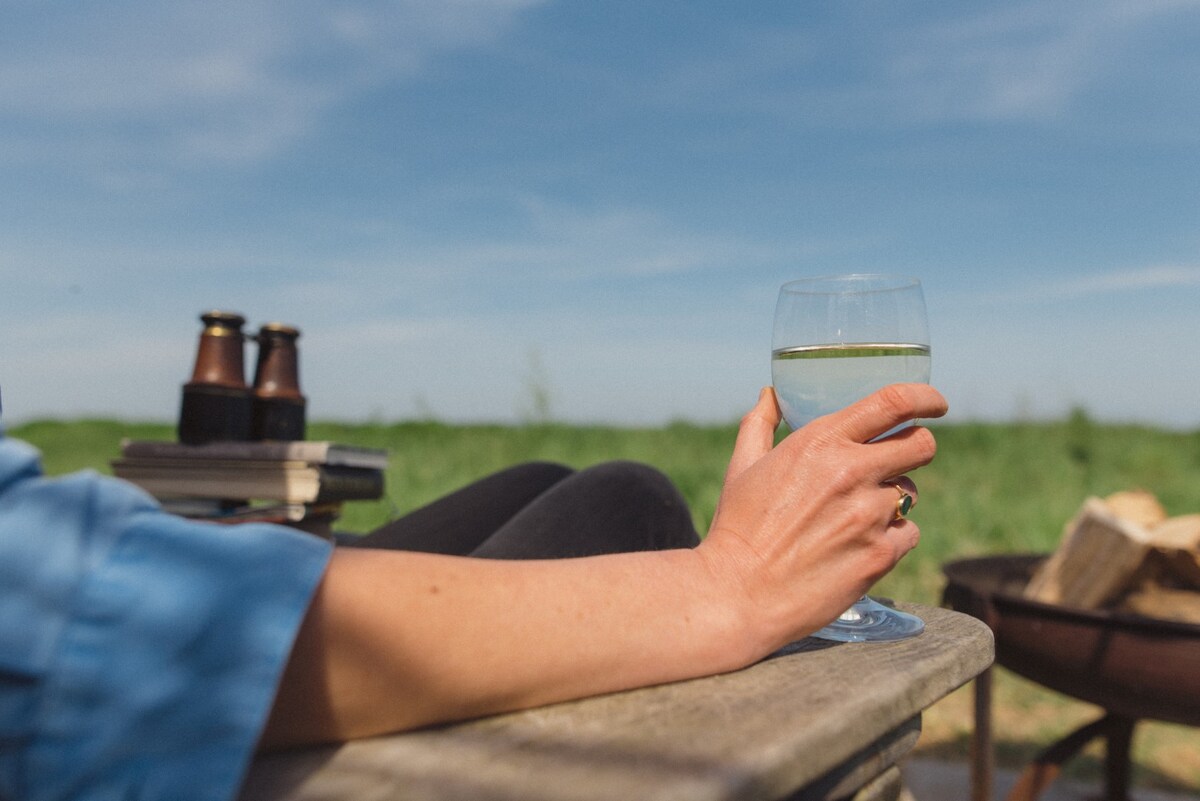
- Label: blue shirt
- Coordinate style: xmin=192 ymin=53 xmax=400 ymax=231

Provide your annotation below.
xmin=0 ymin=433 xmax=333 ymax=800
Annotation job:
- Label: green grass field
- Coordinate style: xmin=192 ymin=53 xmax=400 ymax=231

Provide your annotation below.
xmin=10 ymin=414 xmax=1200 ymax=794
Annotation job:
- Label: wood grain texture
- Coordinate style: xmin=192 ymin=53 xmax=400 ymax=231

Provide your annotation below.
xmin=241 ymin=604 xmax=993 ymax=801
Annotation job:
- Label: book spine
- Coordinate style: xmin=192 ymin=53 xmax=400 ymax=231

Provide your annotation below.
xmin=119 ymin=439 xmax=388 ymax=469
xmin=120 ymin=439 xmax=301 ymax=461
xmin=113 ymin=463 xmax=384 ymax=504
xmin=313 ymin=466 xmax=386 ymax=503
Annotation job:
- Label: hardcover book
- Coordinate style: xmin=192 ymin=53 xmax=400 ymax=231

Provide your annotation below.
xmin=118 ymin=438 xmax=389 ymax=470
xmin=111 ymin=458 xmax=385 ymax=504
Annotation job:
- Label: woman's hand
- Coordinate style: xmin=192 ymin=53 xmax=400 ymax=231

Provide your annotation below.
xmin=698 ymin=384 xmax=948 ymax=651
xmin=263 ymin=384 xmax=946 ymax=747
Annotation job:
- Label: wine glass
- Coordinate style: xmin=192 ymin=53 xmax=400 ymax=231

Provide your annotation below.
xmin=771 ymin=274 xmax=931 ymax=642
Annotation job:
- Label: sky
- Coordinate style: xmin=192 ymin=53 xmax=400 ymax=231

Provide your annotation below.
xmin=2 ymin=0 xmax=1199 ymax=429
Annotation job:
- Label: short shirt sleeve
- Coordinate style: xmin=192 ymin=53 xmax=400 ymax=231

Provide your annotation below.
xmin=0 ymin=435 xmax=334 ymax=801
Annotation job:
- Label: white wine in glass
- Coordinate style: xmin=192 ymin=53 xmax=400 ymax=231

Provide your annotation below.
xmin=771 ymin=274 xmax=931 ymax=642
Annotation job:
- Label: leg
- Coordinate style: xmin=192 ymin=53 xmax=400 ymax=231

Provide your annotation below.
xmin=971 ymin=667 xmax=994 ymax=801
xmin=469 ymin=460 xmax=700 ymax=559
xmin=1005 ymin=715 xmax=1114 ymax=801
xmin=350 ymin=462 xmax=574 ymax=555
xmin=1104 ymin=716 xmax=1136 ymax=801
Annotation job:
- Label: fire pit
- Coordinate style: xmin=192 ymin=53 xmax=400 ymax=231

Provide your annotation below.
xmin=942 ymin=553 xmax=1200 ymax=801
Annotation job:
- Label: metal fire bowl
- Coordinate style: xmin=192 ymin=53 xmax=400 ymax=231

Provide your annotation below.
xmin=942 ymin=554 xmax=1200 ymax=727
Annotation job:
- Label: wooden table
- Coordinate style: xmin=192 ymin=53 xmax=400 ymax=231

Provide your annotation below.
xmin=240 ymin=603 xmax=993 ymax=801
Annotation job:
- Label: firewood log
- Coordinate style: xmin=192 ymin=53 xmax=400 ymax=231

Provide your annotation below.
xmin=1145 ymin=514 xmax=1200 ymax=588
xmin=1025 ymin=492 xmax=1200 ymax=618
xmin=1024 ymin=497 xmax=1151 ymax=609
xmin=1118 ymin=585 xmax=1200 ymax=625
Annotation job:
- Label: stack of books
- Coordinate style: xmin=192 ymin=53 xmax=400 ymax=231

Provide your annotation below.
xmin=111 ymin=439 xmax=389 ymax=533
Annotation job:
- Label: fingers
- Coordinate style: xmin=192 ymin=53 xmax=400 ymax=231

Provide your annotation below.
xmin=799 ymin=385 xmax=944 ymax=484
xmin=724 ymin=387 xmax=781 ymax=484
xmin=881 ymin=519 xmax=921 ymax=566
xmin=828 ymin=384 xmax=948 ymax=445
xmin=859 ymin=424 xmax=939 ymax=485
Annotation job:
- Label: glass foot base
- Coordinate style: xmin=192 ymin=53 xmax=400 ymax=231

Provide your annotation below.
xmin=809 ymin=596 xmax=924 ymax=642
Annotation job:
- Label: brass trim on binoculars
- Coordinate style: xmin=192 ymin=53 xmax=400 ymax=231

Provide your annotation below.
xmin=197 ymin=310 xmax=248 ymax=337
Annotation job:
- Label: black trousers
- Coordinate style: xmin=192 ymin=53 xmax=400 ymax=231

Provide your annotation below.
xmin=348 ymin=461 xmax=701 ymax=558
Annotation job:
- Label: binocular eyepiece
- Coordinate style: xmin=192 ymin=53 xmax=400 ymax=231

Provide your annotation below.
xmin=178 ymin=310 xmax=307 ymax=444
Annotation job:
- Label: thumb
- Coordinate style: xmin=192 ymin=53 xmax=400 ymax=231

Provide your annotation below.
xmin=724 ymin=387 xmax=781 ymax=485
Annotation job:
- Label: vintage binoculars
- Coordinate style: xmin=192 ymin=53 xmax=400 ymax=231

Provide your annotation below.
xmin=178 ymin=310 xmax=307 ymax=444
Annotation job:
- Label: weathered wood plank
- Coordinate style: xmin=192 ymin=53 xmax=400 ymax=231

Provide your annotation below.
xmin=786 ymin=717 xmax=919 ymax=801
xmin=241 ymin=604 xmax=993 ymax=801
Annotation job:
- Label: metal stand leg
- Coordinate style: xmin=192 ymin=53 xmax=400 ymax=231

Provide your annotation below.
xmin=1004 ymin=714 xmax=1137 ymax=801
xmin=1104 ymin=716 xmax=1136 ymax=801
xmin=971 ymin=668 xmax=994 ymax=801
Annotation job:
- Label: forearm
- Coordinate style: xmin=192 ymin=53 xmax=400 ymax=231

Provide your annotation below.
xmin=260 ymin=383 xmax=949 ymax=751
xmin=261 ymin=543 xmax=765 ymax=749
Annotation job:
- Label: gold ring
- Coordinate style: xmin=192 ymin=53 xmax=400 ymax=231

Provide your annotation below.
xmin=893 ymin=485 xmax=914 ymax=520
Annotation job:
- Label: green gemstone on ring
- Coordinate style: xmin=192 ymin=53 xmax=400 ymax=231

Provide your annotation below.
xmin=898 ymin=494 xmax=914 ymax=516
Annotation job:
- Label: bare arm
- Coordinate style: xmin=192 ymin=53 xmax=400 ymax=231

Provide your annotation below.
xmin=260 ymin=383 xmax=947 ymax=750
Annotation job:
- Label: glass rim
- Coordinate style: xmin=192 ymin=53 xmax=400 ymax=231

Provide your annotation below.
xmin=778 ymin=274 xmax=922 ymax=295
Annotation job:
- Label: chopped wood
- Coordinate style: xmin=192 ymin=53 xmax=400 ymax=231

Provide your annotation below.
xmin=1117 ymin=585 xmax=1200 ymax=625
xmin=1024 ymin=497 xmax=1151 ymax=609
xmin=1147 ymin=513 xmax=1200 ymax=550
xmin=1102 ymin=489 xmax=1167 ymax=528
xmin=1146 ymin=514 xmax=1200 ymax=588
xmin=1025 ymin=491 xmax=1200 ymax=622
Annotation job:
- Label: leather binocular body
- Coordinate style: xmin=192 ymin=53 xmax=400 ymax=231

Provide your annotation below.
xmin=178 ymin=311 xmax=307 ymax=444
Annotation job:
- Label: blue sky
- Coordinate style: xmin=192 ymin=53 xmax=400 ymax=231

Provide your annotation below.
xmin=2 ymin=1 xmax=1199 ymax=428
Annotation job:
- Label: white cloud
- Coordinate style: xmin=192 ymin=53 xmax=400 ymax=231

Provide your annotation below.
xmin=0 ymin=0 xmax=546 ymax=166
xmin=1055 ymin=264 xmax=1200 ymax=293
xmin=648 ymin=0 xmax=1200 ymax=131
xmin=280 ymin=197 xmax=793 ymax=287
xmin=888 ymin=0 xmax=1200 ymax=123
xmin=1011 ymin=265 xmax=1200 ymax=302
xmin=930 ymin=265 xmax=1200 ymax=311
